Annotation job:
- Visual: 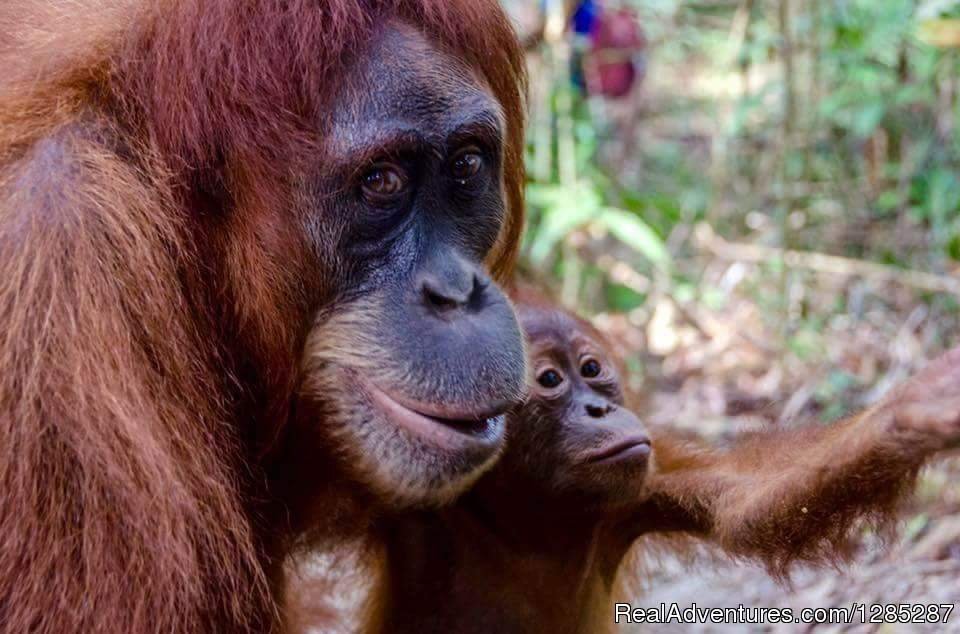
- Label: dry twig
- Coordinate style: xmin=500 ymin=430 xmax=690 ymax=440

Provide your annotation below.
xmin=694 ymin=224 xmax=960 ymax=296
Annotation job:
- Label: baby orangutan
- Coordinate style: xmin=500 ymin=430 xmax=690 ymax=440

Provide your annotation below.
xmin=288 ymin=296 xmax=960 ymax=634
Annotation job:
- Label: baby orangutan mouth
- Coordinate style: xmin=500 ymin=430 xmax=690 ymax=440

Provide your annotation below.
xmin=587 ymin=436 xmax=652 ymax=465
xmin=363 ymin=378 xmax=508 ymax=450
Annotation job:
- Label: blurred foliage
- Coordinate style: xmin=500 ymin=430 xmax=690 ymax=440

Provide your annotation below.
xmin=519 ymin=0 xmax=960 ymax=275
xmin=505 ymin=0 xmax=960 ymax=421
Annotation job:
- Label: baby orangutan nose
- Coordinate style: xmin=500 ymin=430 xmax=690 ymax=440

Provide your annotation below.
xmin=585 ymin=402 xmax=614 ymax=418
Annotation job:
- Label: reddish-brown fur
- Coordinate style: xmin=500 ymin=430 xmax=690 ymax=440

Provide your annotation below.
xmin=510 ymin=286 xmax=960 ymax=574
xmin=287 ymin=292 xmax=960 ymax=634
xmin=0 ymin=2 xmax=525 ymax=632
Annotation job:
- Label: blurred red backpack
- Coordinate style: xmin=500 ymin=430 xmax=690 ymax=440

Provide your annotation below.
xmin=573 ymin=3 xmax=646 ymax=99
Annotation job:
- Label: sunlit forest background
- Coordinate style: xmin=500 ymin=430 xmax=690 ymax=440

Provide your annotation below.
xmin=502 ymin=0 xmax=960 ymax=621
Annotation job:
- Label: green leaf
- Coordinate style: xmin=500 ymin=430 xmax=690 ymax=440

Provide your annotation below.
xmin=596 ymin=207 xmax=671 ymax=270
xmin=902 ymin=514 xmax=929 ymax=541
xmin=876 ymin=189 xmax=902 ymax=214
xmin=948 ymin=233 xmax=960 ymax=260
xmin=526 ymin=183 xmax=602 ymax=264
xmin=851 ymin=101 xmax=886 ymax=138
xmin=605 ymin=283 xmax=647 ymax=312
xmin=926 ymin=169 xmax=960 ymax=221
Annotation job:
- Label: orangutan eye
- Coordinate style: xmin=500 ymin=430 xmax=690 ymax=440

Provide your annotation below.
xmin=360 ymin=163 xmax=408 ymax=204
xmin=537 ymin=369 xmax=563 ymax=389
xmin=450 ymin=148 xmax=484 ymax=183
xmin=580 ymin=359 xmax=601 ymax=378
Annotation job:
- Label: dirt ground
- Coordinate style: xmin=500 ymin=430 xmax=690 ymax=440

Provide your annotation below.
xmin=634 ymin=475 xmax=960 ymax=633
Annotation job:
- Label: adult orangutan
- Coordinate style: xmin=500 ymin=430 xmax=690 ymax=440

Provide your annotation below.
xmin=0 ymin=1 xmax=527 ymax=632
xmin=286 ymin=292 xmax=960 ymax=634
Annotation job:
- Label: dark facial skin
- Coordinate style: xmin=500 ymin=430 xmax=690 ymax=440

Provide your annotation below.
xmin=503 ymin=305 xmax=652 ymax=506
xmin=289 ymin=21 xmax=526 ymax=508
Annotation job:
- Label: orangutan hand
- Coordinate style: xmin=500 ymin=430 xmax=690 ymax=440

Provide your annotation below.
xmin=876 ymin=347 xmax=960 ymax=453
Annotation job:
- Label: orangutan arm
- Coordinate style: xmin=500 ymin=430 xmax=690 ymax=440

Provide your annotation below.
xmin=634 ymin=348 xmax=960 ymax=573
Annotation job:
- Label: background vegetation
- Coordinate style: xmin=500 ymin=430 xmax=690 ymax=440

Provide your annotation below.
xmin=504 ymin=0 xmax=960 ymax=615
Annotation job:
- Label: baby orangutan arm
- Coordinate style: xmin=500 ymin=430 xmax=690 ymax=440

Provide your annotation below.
xmin=637 ymin=347 xmax=960 ymax=574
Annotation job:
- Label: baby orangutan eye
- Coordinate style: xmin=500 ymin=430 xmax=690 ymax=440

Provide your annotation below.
xmin=580 ymin=359 xmax=601 ymax=378
xmin=537 ymin=369 xmax=563 ymax=389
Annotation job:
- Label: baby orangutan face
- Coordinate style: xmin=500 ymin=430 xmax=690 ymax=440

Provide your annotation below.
xmin=497 ymin=305 xmax=652 ymax=507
